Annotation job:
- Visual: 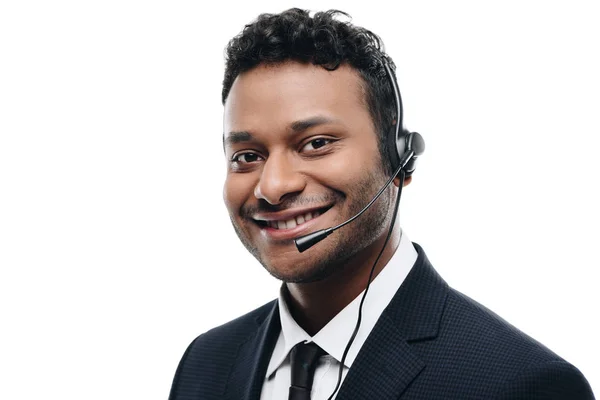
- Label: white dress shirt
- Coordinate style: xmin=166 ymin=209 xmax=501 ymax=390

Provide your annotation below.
xmin=260 ymin=231 xmax=418 ymax=400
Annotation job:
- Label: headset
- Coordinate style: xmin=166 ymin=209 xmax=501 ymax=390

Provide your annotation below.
xmin=292 ymin=57 xmax=425 ymax=399
xmin=384 ymin=59 xmax=425 ymax=180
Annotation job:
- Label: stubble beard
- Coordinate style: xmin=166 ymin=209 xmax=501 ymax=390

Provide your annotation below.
xmin=229 ymin=167 xmax=394 ymax=284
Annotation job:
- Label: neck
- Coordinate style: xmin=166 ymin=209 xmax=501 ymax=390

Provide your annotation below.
xmin=284 ymin=225 xmax=401 ymax=336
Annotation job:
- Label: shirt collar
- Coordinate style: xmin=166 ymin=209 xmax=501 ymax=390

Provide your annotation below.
xmin=265 ymin=231 xmax=418 ymax=378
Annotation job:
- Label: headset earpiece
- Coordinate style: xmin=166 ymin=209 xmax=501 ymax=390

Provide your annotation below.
xmin=399 ymin=131 xmax=425 ymax=177
xmin=387 ymin=127 xmax=424 ymax=178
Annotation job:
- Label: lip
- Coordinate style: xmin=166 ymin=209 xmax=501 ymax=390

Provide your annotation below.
xmin=253 ymin=206 xmax=332 ymax=241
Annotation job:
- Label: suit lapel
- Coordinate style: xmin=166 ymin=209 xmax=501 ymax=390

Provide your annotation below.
xmin=225 ymin=301 xmax=281 ymax=400
xmin=336 ymin=243 xmax=449 ymax=400
xmin=335 ymin=313 xmax=426 ymax=400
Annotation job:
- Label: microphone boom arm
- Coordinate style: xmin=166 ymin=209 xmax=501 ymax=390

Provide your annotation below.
xmin=294 ymin=149 xmax=414 ymax=252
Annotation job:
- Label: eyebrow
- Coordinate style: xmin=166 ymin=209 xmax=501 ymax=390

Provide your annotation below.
xmin=223 ymin=115 xmax=341 ymax=147
xmin=223 ymin=130 xmax=253 ymax=147
xmin=289 ymin=115 xmax=339 ymax=132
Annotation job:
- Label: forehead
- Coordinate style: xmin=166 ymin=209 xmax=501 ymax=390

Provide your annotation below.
xmin=223 ymin=61 xmax=370 ymax=136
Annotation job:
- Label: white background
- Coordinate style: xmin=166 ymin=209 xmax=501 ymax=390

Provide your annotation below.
xmin=1 ymin=1 xmax=598 ymax=398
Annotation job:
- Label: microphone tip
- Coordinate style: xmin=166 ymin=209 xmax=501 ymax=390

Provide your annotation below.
xmin=294 ymin=229 xmax=333 ymax=252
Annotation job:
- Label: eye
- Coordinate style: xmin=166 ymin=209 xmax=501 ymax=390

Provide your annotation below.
xmin=231 ymin=152 xmax=263 ymax=164
xmin=301 ymin=138 xmax=333 ymax=152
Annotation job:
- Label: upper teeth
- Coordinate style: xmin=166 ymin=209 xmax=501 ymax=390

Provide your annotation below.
xmin=266 ymin=211 xmax=320 ymax=229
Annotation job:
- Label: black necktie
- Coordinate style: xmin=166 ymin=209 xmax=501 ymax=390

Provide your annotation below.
xmin=288 ymin=342 xmax=325 ymax=400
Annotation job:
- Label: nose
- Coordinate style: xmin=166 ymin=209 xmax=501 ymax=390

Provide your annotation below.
xmin=254 ymin=151 xmax=306 ymax=205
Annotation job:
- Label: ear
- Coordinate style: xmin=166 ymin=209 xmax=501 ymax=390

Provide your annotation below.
xmin=393 ymin=175 xmax=412 ymax=188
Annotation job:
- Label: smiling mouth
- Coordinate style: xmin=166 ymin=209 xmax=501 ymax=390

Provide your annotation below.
xmin=254 ymin=206 xmax=332 ymax=230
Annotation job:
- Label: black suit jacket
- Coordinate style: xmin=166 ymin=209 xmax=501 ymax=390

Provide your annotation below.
xmin=169 ymin=243 xmax=595 ymax=399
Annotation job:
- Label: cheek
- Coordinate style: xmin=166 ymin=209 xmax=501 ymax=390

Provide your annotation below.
xmin=319 ymin=147 xmax=378 ymax=189
xmin=223 ymin=175 xmax=255 ymax=215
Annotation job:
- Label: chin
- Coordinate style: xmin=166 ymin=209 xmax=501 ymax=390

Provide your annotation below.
xmin=260 ymin=250 xmax=338 ymax=283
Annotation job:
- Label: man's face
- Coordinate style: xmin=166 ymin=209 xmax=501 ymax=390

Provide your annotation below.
xmin=223 ymin=61 xmax=395 ymax=283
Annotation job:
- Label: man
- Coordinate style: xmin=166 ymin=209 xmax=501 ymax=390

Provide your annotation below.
xmin=169 ymin=8 xmax=594 ymax=400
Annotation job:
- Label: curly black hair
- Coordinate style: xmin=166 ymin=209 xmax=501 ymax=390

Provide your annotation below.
xmin=222 ymin=8 xmax=399 ymax=175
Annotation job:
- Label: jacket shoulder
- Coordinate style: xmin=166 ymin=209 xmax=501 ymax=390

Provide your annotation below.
xmin=198 ymin=299 xmax=277 ymax=345
xmin=180 ymin=298 xmax=276 ymax=361
xmin=423 ymin=287 xmax=595 ymax=398
xmin=169 ymin=300 xmax=277 ymax=400
xmin=444 ymin=288 xmax=562 ymax=364
xmin=493 ymin=360 xmax=595 ymax=399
